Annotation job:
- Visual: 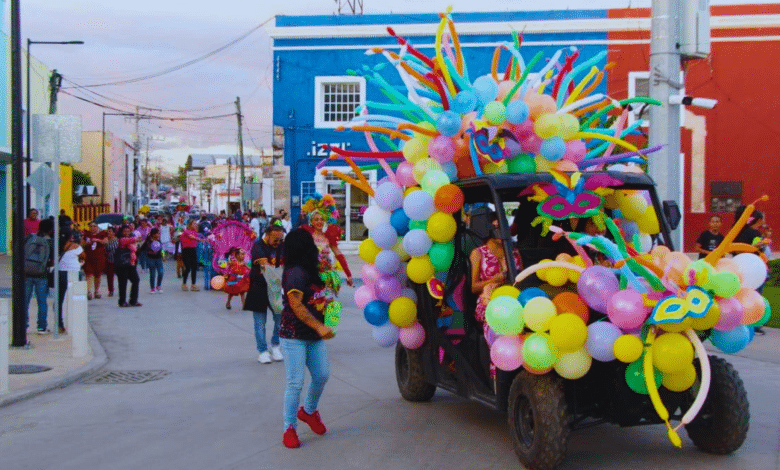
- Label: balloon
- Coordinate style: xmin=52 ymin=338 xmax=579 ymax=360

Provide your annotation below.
xmin=441 ymin=161 xmax=458 ymax=180
xmin=485 ymin=326 xmax=501 ymax=347
xmin=491 ymin=285 xmax=521 ymax=301
xmin=401 ymin=287 xmax=418 ymax=304
xmin=539 ymin=137 xmax=566 ymax=161
xmin=621 ymin=220 xmax=640 ymax=240
xmin=406 ymin=256 xmax=435 ymax=284
xmin=390 ymin=208 xmax=411 ymax=236
xmin=518 ymin=287 xmax=549 ymax=306
xmin=490 ymin=335 xmax=524 ymax=371
xmin=749 ymin=298 xmax=771 ymax=328
xmin=370 ymin=223 xmax=398 ymax=250
xmin=527 ymin=94 xmax=557 ymax=120
xmin=403 ymin=190 xmax=436 ymax=222
xmin=388 ymin=296 xmax=418 ymax=328
xmin=545 ymin=268 xmax=568 ymax=287
xmin=666 ymin=252 xmax=692 ymax=287
xmin=561 ymin=139 xmax=587 ymax=163
xmin=554 ymin=347 xmax=592 ymax=380
xmin=690 ymin=300 xmax=721 ymax=330
xmin=533 ymin=113 xmax=559 ymax=139
xmin=607 ymin=288 xmax=648 ymax=330
xmin=687 ymin=259 xmax=716 ymax=287
xmin=637 ymin=206 xmax=660 ymax=234
xmin=451 ymin=90 xmax=478 ymax=114
xmin=395 ymin=161 xmax=417 ymax=187
xmin=732 ymin=253 xmax=768 ymax=290
xmin=625 ymin=359 xmax=662 ymax=395
xmin=434 ymin=184 xmax=465 ymax=214
xmin=408 ymin=219 xmax=426 ymax=231
xmin=473 ymin=75 xmax=499 ymax=104
xmin=651 ymin=333 xmax=694 ymax=374
xmin=354 ymin=285 xmax=376 ymax=310
xmin=557 ymin=113 xmax=580 ymax=141
xmin=413 ymin=159 xmax=443 ymax=184
xmin=402 ymin=229 xmax=433 ymax=257
xmin=735 ymin=287 xmax=766 ymax=325
xmin=522 ymin=133 xmax=543 ymax=155
xmin=375 ymin=182 xmax=404 ymax=212
xmin=435 ymin=111 xmax=462 ymax=137
xmin=362 ymin=205 xmax=391 ymax=230
xmin=358 ymin=238 xmax=382 ymax=263
xmin=662 ymin=363 xmax=697 ymax=392
xmin=428 ymin=136 xmax=457 ymax=164
xmin=613 ymin=334 xmax=644 ymax=363
xmin=402 ymin=135 xmax=430 ymax=163
xmin=548 ymin=313 xmax=587 ymax=352
xmin=485 ymin=295 xmax=525 ymax=335
xmin=552 ymin=292 xmax=590 ymax=324
xmin=483 ymin=161 xmax=508 ymax=174
xmin=616 ymin=191 xmax=648 ymax=221
xmin=709 ymin=271 xmax=741 ymax=298
xmin=577 ymin=266 xmax=619 ymax=314
xmin=364 ymin=300 xmax=389 ymax=327
xmin=522 ymin=333 xmax=559 ymax=370
xmin=426 ymin=212 xmax=457 ymax=243
xmin=399 ymin=322 xmax=426 ymax=349
xmin=506 ymin=100 xmax=530 ymax=124
xmin=361 ymin=263 xmax=381 ymax=288
xmin=429 ymin=242 xmax=455 ymax=272
xmin=523 ymin=296 xmax=557 ymax=332
xmin=586 ymin=321 xmax=622 ymax=362
xmin=375 ymin=275 xmax=403 ymax=304
xmin=210 ymin=275 xmax=225 ymax=290
xmin=483 ymin=101 xmax=507 ymax=125
xmin=506 ymin=154 xmax=535 ymax=173
xmin=715 ymin=296 xmax=744 ymax=332
xmin=420 ymin=169 xmax=451 ymax=196
xmin=710 ymin=325 xmax=752 ymax=354
xmin=372 ymin=322 xmax=400 ymax=348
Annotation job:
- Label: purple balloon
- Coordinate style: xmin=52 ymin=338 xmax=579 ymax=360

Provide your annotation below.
xmin=375 ymin=275 xmax=403 ymax=303
xmin=370 ymin=223 xmax=398 ymax=250
xmin=375 ymin=182 xmax=404 ymax=212
xmin=586 ymin=321 xmax=622 ymax=362
xmin=372 ymin=322 xmax=400 ymax=348
xmin=490 ymin=335 xmax=524 ymax=371
xmin=428 ymin=135 xmax=457 ymax=163
xmin=485 ymin=326 xmax=501 ymax=347
xmin=361 ymin=263 xmax=381 ymax=288
xmin=374 ymin=250 xmax=401 ymax=275
xmin=354 ymin=285 xmax=376 ymax=310
xmin=606 ymin=288 xmax=648 ymax=330
xmin=715 ymin=297 xmax=744 ymax=332
xmin=577 ymin=266 xmax=619 ymax=314
xmin=402 ymin=229 xmax=433 ymax=257
xmin=401 ymin=287 xmax=417 ymax=304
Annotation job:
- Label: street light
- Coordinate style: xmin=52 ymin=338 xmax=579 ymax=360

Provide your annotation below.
xmin=25 ymin=39 xmax=83 ymax=212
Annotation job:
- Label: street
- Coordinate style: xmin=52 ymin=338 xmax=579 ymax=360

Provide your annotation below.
xmin=0 ymin=260 xmax=779 ymax=470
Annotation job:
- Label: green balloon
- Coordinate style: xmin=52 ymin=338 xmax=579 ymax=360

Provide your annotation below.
xmin=625 ymin=359 xmax=662 ymax=395
xmin=483 ymin=101 xmax=507 ymax=125
xmin=507 ymin=154 xmax=536 ymax=173
xmin=749 ymin=297 xmax=772 ymax=327
xmin=485 ymin=296 xmax=524 ymax=335
xmin=522 ymin=333 xmax=559 ymax=370
xmin=710 ymin=271 xmax=741 ymax=298
xmin=429 ymin=242 xmax=455 ymax=272
xmin=408 ymin=219 xmax=427 ymax=231
xmin=689 ymin=259 xmax=715 ymax=287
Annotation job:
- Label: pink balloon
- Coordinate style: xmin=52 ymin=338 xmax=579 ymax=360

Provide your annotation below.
xmin=563 ymin=139 xmax=587 ymax=163
xmin=428 ymin=136 xmax=457 ymax=163
xmin=521 ymin=133 xmax=543 ymax=154
xmin=399 ymin=322 xmax=426 ymax=349
xmin=507 ymin=120 xmax=535 ymax=139
xmin=606 ymin=288 xmax=648 ymax=330
xmin=490 ymin=335 xmax=524 ymax=371
xmin=577 ymin=266 xmax=619 ymax=314
xmin=361 ymin=263 xmax=381 ymax=288
xmin=354 ymin=285 xmax=376 ymax=310
xmin=395 ymin=161 xmax=416 ymax=187
xmin=715 ymin=297 xmax=743 ymax=332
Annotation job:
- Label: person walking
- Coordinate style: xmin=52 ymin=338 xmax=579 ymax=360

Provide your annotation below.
xmin=279 ymin=228 xmax=335 ymax=449
xmin=142 ymin=228 xmax=165 ymax=294
xmin=82 ymin=221 xmax=108 ymax=300
xmin=23 ymin=218 xmax=54 ymax=334
xmin=115 ymin=225 xmax=142 ymax=307
xmin=244 ymin=224 xmax=285 ymax=364
xmin=104 ymin=227 xmax=118 ymax=298
xmin=159 ymin=216 xmax=175 ymax=256
xmin=57 ymin=229 xmax=84 ymax=334
xmin=180 ymin=219 xmax=203 ymax=291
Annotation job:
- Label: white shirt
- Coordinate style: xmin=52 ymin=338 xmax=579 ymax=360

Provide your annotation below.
xmin=59 ymin=246 xmax=83 ymax=271
xmin=281 ymin=219 xmax=292 ymax=234
xmin=250 ymin=218 xmax=261 ymax=237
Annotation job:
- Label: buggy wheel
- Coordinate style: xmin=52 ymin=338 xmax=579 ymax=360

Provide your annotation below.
xmin=395 ymin=342 xmax=436 ymax=402
xmin=685 ymin=355 xmax=749 ymax=454
xmin=508 ymin=371 xmax=569 ymax=470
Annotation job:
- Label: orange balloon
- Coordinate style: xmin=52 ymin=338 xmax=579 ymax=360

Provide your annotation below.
xmin=210 ymin=275 xmax=225 ymax=291
xmin=434 ymin=184 xmax=465 ymax=214
xmin=552 ymin=292 xmax=590 ymax=324
xmin=716 ymin=258 xmax=743 ymax=282
xmin=453 ymin=136 xmax=477 ymax=179
xmin=736 ymin=287 xmax=766 ymax=324
xmin=497 ymin=80 xmax=518 ymax=101
xmin=554 ymin=159 xmax=579 ymax=172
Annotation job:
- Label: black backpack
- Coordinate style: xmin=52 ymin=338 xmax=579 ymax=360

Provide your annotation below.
xmin=24 ymin=234 xmax=51 ymax=277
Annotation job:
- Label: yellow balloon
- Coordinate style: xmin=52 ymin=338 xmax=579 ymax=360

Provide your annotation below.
xmin=651 ymin=333 xmax=694 ymax=375
xmin=613 ymin=334 xmax=644 ymax=363
xmin=524 ymin=297 xmax=557 ymax=332
xmin=557 ymin=113 xmax=580 ymax=141
xmin=690 ymin=302 xmax=720 ymax=331
xmin=534 ymin=155 xmax=555 ymax=173
xmin=389 ymin=296 xmax=418 ymax=328
xmin=426 ymin=212 xmax=457 ymax=243
xmin=548 ymin=313 xmax=587 ymax=352
xmin=491 ymin=285 xmax=521 ymax=301
xmin=413 ymin=158 xmax=442 ymax=184
xmin=554 ymin=347 xmax=592 ymax=380
xmin=402 ymin=135 xmax=431 ymax=163
xmin=407 ymin=256 xmax=435 ymax=284
xmin=533 ymin=113 xmax=559 ymax=139
xmin=658 ymin=317 xmax=693 ymax=333
xmin=662 ymin=363 xmax=697 ymax=392
xmin=483 ymin=161 xmax=508 ymax=174
xmin=637 ymin=206 xmax=660 ymax=234
xmin=358 ymin=238 xmax=381 ymax=264
xmin=546 ymin=268 xmax=568 ymax=287
xmin=536 ymin=259 xmax=553 ymax=281
xmin=619 ymin=194 xmax=648 ymax=221
xmin=392 ymin=238 xmax=411 ymax=262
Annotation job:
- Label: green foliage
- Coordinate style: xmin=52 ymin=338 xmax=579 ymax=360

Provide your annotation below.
xmin=761 ymin=286 xmax=780 ymax=329
xmin=767 ymin=259 xmax=780 ymax=287
xmin=173 ymin=165 xmax=187 ymax=190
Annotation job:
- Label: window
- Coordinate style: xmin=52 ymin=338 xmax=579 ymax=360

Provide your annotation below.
xmin=627 ymin=71 xmax=685 ymax=127
xmin=710 ymin=181 xmax=742 ymax=213
xmin=315 ymin=76 xmax=366 ymax=128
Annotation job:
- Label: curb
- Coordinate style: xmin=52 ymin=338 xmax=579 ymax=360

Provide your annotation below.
xmin=0 ymin=324 xmax=109 ymax=408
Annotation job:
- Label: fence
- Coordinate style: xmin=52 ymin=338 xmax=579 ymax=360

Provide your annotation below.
xmin=73 ymin=203 xmax=111 ymax=230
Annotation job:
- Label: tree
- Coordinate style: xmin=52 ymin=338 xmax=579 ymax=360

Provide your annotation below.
xmin=173 ymin=165 xmax=187 ymax=191
xmin=72 ymin=169 xmax=94 ymax=204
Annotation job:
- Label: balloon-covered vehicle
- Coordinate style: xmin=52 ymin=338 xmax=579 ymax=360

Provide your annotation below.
xmin=314 ymin=11 xmax=765 ymax=470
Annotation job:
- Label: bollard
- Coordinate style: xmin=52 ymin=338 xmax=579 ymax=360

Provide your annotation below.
xmin=64 ymin=271 xmax=78 ymax=331
xmin=1 ymin=298 xmax=9 ymax=393
xmin=70 ymin=280 xmax=89 ymax=358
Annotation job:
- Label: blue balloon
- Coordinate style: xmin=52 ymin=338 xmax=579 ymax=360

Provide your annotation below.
xmin=539 ymin=137 xmax=566 ymax=161
xmin=518 ymin=287 xmax=549 ymax=306
xmin=473 ymin=76 xmax=499 ymax=104
xmin=441 ymin=161 xmax=458 ymax=181
xmin=451 ymin=91 xmax=478 ymax=114
xmin=374 ymin=250 xmax=402 ymax=275
xmin=436 ymin=111 xmax=462 ymax=137
xmin=506 ymin=100 xmax=530 ymax=124
xmin=372 ymin=322 xmax=400 ymax=347
xmin=364 ymin=300 xmax=390 ymax=327
xmin=390 ymin=208 xmax=411 ymax=236
xmin=710 ymin=325 xmax=752 ymax=354
xmin=402 ymin=229 xmax=433 ymax=257
xmin=370 ymin=223 xmax=398 ymax=250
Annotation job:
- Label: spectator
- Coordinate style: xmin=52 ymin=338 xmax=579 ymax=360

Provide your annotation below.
xmin=56 ymin=229 xmax=84 ymax=334
xmin=245 ymin=224 xmax=285 ymax=363
xmin=249 ymin=211 xmax=261 ymax=238
xmin=181 ymin=219 xmax=204 ymax=291
xmin=257 ymin=209 xmax=269 ymax=235
xmin=279 ymin=209 xmax=292 ymax=234
xmin=81 ymin=221 xmax=109 ymax=300
xmin=694 ymin=215 xmax=724 ymax=259
xmin=23 ymin=218 xmax=54 ymax=334
xmin=104 ymin=226 xmax=118 ymax=298
xmin=23 ymin=208 xmax=40 ymax=237
xmin=198 ymin=214 xmax=212 ymax=236
xmin=142 ymin=228 xmax=164 ymax=294
xmin=58 ymin=209 xmax=73 ymax=232
xmin=115 ymin=225 xmax=142 ymax=307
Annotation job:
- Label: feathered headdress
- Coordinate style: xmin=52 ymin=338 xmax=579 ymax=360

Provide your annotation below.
xmin=301 ymin=193 xmax=339 ymax=224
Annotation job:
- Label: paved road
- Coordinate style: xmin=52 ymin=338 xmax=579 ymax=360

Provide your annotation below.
xmin=0 ymin=260 xmax=779 ymax=470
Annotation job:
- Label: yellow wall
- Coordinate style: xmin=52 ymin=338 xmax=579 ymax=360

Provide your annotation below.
xmin=60 ymin=164 xmax=72 ymax=218
xmin=73 ymin=131 xmax=104 ymax=203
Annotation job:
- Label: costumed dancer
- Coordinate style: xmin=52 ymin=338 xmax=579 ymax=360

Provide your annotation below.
xmin=223 ymin=247 xmax=251 ymax=310
xmin=300 ymin=193 xmax=354 ymax=294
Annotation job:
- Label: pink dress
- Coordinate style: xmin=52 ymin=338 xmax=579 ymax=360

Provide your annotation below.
xmin=474 ymin=244 xmax=522 ymax=324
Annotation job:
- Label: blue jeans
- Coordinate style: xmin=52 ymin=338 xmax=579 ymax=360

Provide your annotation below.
xmin=253 ymin=310 xmax=281 ymax=353
xmin=24 ymin=277 xmax=49 ymax=331
xmin=147 ymin=257 xmax=164 ymax=289
xmin=281 ymin=338 xmax=330 ymax=430
xmin=202 ymin=263 xmax=214 ymax=290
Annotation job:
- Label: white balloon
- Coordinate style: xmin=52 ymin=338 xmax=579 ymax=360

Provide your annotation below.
xmin=362 ymin=205 xmax=391 ymax=231
xmin=732 ymin=253 xmax=768 ymax=290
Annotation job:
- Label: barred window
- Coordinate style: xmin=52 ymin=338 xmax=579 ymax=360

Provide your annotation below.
xmin=315 ymin=77 xmax=366 ymax=128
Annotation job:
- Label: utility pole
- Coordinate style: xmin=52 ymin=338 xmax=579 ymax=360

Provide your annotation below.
xmin=235 ymin=97 xmax=245 ymax=211
xmin=10 ymin=0 xmax=26 ymax=346
xmin=133 ymin=106 xmax=141 ymax=215
xmin=48 ymin=70 xmax=62 ymax=114
xmin=648 ymin=0 xmax=684 ymax=249
xmin=227 ymin=157 xmax=232 ymax=213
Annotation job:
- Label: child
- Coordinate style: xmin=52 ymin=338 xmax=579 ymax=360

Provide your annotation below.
xmin=142 ymin=228 xmax=164 ymax=293
xmin=223 ymin=247 xmax=250 ymax=310
xmin=198 ymin=238 xmax=215 ymax=291
xmin=695 ymin=215 xmax=724 ymax=260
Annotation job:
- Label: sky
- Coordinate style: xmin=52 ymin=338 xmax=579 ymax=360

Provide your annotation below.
xmin=21 ymin=0 xmax=760 ymax=170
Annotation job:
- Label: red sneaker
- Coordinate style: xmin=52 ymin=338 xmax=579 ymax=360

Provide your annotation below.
xmin=283 ymin=426 xmax=300 ymax=448
xmin=297 ymin=407 xmax=327 ymax=435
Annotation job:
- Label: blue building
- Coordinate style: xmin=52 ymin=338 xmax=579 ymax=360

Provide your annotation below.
xmin=1 ymin=0 xmax=11 ymax=253
xmin=269 ymin=10 xmax=614 ymax=246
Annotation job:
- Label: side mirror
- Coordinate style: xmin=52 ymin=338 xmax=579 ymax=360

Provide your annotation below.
xmin=663 ymin=200 xmax=682 ymax=231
